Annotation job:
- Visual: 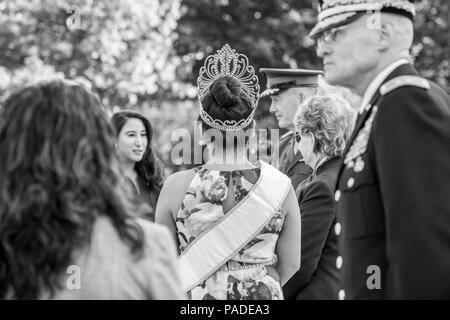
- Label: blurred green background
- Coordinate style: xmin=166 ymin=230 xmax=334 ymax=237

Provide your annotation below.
xmin=0 ymin=0 xmax=448 ymax=174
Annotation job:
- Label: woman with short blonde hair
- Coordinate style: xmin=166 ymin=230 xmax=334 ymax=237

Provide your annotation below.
xmin=294 ymin=94 xmax=355 ymax=168
xmin=284 ymin=94 xmax=355 ymax=300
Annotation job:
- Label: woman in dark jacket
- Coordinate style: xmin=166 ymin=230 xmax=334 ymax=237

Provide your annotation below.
xmin=111 ymin=110 xmax=164 ymax=221
xmin=283 ymin=94 xmax=355 ymax=300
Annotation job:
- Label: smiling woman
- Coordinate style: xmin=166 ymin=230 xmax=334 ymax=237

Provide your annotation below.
xmin=111 ymin=110 xmax=164 ymax=221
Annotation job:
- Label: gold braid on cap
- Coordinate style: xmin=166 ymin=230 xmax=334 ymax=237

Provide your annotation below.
xmin=197 ymin=44 xmax=260 ymax=131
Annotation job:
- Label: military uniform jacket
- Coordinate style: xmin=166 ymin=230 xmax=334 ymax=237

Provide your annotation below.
xmin=283 ymin=157 xmax=340 ymax=300
xmin=335 ymin=63 xmax=450 ymax=299
xmin=277 ymin=132 xmax=312 ymax=190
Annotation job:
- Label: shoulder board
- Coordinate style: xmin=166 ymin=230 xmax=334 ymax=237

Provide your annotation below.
xmin=380 ymin=76 xmax=430 ymax=96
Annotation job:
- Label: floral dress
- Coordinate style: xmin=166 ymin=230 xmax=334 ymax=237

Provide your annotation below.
xmin=176 ymin=165 xmax=285 ymax=300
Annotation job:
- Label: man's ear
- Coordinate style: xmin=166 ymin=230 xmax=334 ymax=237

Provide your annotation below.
xmin=377 ymin=17 xmax=395 ymax=51
xmin=298 ymin=92 xmax=306 ymax=105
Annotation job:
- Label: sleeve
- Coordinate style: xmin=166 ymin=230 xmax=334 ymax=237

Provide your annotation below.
xmin=282 ymin=180 xmax=335 ymax=298
xmin=144 ymin=224 xmax=186 ymax=300
xmin=372 ymin=87 xmax=450 ymax=298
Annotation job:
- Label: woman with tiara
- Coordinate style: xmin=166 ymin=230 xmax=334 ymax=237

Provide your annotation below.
xmin=156 ymin=44 xmax=301 ymax=300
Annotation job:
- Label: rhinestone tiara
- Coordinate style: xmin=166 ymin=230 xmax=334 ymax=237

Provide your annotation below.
xmin=197 ymin=44 xmax=260 ymax=131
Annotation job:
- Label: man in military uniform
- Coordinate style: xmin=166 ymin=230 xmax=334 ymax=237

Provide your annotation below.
xmin=261 ymin=68 xmax=343 ymax=300
xmin=259 ymin=68 xmax=322 ymax=190
xmin=310 ymin=0 xmax=450 ymax=299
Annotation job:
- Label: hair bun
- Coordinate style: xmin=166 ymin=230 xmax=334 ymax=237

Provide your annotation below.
xmin=210 ymin=76 xmax=241 ymax=109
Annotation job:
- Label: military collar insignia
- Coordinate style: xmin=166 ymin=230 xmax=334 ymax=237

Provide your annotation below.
xmin=344 ymin=106 xmax=378 ymax=165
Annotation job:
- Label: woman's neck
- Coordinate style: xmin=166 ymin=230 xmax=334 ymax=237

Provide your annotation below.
xmin=120 ymin=161 xmax=136 ymax=179
xmin=205 ymin=145 xmax=256 ymax=169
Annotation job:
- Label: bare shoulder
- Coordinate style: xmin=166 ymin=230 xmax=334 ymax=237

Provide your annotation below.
xmin=136 ymin=218 xmax=172 ymax=245
xmin=135 ymin=218 xmax=178 ymax=263
xmin=162 ymin=168 xmax=196 ymax=194
xmin=158 ymin=168 xmax=197 ymax=218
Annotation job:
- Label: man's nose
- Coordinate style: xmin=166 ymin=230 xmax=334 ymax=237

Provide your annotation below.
xmin=269 ymin=102 xmax=277 ymax=113
xmin=316 ymin=41 xmax=331 ymax=58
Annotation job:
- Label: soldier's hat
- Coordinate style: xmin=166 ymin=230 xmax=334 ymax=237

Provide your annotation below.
xmin=309 ymin=0 xmax=416 ymax=40
xmin=259 ymin=68 xmax=324 ymax=98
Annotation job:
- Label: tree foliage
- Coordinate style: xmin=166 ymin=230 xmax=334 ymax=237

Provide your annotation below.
xmin=0 ymin=0 xmax=448 ymax=173
xmin=175 ymin=0 xmax=449 ymax=92
xmin=0 ymin=0 xmax=183 ymax=105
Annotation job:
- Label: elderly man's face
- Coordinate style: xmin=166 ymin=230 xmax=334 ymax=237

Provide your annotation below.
xmin=316 ymin=15 xmax=381 ymax=91
xmin=269 ymin=88 xmax=307 ymax=130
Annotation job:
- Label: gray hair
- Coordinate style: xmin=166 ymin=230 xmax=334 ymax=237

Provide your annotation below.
xmin=294 ymin=94 xmax=356 ymax=158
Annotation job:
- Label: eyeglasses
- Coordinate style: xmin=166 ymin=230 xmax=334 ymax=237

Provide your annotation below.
xmin=316 ymin=25 xmax=349 ymax=46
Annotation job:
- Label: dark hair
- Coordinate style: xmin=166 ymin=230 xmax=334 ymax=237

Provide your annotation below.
xmin=0 ymin=79 xmax=144 ymax=299
xmin=110 ymin=110 xmax=164 ymax=195
xmin=199 ymin=75 xmax=253 ymax=131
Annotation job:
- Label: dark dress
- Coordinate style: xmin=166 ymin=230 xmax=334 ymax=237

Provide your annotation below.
xmin=335 ymin=63 xmax=450 ymax=299
xmin=283 ymin=157 xmax=340 ymax=300
xmin=127 ymin=174 xmax=159 ymax=222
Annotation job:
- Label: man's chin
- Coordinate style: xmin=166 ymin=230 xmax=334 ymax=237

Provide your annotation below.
xmin=324 ymin=72 xmax=344 ymax=86
xmin=278 ymin=122 xmax=292 ymax=130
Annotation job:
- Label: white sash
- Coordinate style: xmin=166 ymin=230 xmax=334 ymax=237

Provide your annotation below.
xmin=178 ymin=160 xmax=291 ymax=293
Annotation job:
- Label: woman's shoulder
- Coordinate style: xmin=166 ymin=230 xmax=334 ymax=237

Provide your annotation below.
xmin=135 ymin=219 xmax=178 ymax=265
xmin=163 ymin=168 xmax=197 ymax=189
xmin=136 ymin=218 xmax=173 ymax=243
xmin=92 ymin=216 xmax=171 ymax=250
xmin=128 ymin=219 xmax=185 ymax=299
xmin=315 ymin=160 xmax=341 ymax=192
xmin=160 ymin=169 xmax=197 ymax=200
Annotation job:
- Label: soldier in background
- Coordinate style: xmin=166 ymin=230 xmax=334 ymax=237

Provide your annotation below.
xmin=310 ymin=0 xmax=450 ymax=299
xmin=259 ymin=68 xmax=323 ymax=191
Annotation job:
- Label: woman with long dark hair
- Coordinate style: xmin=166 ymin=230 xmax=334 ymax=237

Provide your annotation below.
xmin=0 ymin=79 xmax=183 ymax=299
xmin=111 ymin=110 xmax=164 ymax=221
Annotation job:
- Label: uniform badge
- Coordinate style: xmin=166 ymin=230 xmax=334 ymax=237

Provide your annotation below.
xmin=344 ymin=106 xmax=378 ymax=164
xmin=346 ymin=160 xmax=354 ymax=169
xmin=354 ymin=156 xmax=365 ymax=172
